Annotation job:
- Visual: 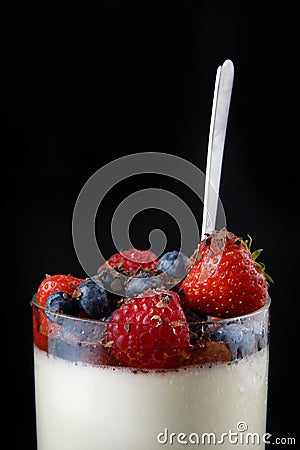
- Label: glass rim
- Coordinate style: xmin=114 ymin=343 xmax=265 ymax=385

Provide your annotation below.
xmin=31 ymin=294 xmax=271 ymax=326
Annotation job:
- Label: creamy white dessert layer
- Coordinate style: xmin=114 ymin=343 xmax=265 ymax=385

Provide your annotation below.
xmin=34 ymin=345 xmax=268 ymax=450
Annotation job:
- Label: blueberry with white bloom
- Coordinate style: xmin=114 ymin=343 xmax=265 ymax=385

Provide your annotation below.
xmin=77 ymin=278 xmax=110 ymax=319
xmin=212 ymin=323 xmax=256 ymax=358
xmin=158 ymin=251 xmax=189 ymax=279
xmin=125 ymin=273 xmax=162 ymax=297
xmin=46 ymin=291 xmax=80 ymax=319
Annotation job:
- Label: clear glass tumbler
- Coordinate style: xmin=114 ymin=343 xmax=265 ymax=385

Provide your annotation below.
xmin=31 ymin=295 xmax=270 ymax=450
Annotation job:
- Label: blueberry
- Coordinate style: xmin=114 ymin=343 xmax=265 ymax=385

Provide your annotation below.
xmin=97 ymin=265 xmax=125 ymax=296
xmin=212 ymin=323 xmax=256 ymax=359
xmin=60 ymin=316 xmax=107 ymax=343
xmin=77 ymin=278 xmax=110 ymax=319
xmin=49 ymin=338 xmax=83 ymax=362
xmin=125 ymin=273 xmax=162 ymax=297
xmin=46 ymin=291 xmax=80 ymax=319
xmin=158 ymin=251 xmax=189 ymax=279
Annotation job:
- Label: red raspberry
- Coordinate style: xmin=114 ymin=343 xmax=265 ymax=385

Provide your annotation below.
xmin=107 ymin=248 xmax=158 ymax=272
xmin=37 ymin=274 xmax=83 ymax=307
xmin=107 ymin=290 xmax=191 ymax=369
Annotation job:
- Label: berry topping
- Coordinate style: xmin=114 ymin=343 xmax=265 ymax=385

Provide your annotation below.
xmin=107 ymin=290 xmax=191 ymax=369
xmin=33 ymin=230 xmax=271 ymax=367
xmin=37 ymin=274 xmax=82 ymax=307
xmin=107 ymin=248 xmax=158 ymax=272
xmin=76 ymin=278 xmax=111 ymax=319
xmin=46 ymin=291 xmax=80 ymax=318
xmin=158 ymin=251 xmax=190 ymax=279
xmin=180 ymin=228 xmax=272 ymax=318
xmin=125 ymin=273 xmax=162 ymax=297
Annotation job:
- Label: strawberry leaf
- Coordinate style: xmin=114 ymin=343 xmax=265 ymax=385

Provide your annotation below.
xmin=244 ymin=235 xmax=252 ymax=252
xmin=255 ymin=261 xmax=274 ymax=284
xmin=245 ymin=235 xmax=274 ymax=284
xmin=251 ymin=248 xmax=263 ymax=261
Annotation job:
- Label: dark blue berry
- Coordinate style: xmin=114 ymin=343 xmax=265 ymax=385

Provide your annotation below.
xmin=158 ymin=251 xmax=189 ymax=279
xmin=77 ymin=278 xmax=110 ymax=319
xmin=51 ymin=339 xmax=83 ymax=362
xmin=97 ymin=265 xmax=125 ymax=296
xmin=61 ymin=316 xmax=106 ymax=342
xmin=125 ymin=273 xmax=162 ymax=297
xmin=46 ymin=291 xmax=80 ymax=319
xmin=212 ymin=323 xmax=256 ymax=358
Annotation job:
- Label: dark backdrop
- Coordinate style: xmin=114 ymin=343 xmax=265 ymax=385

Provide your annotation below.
xmin=2 ymin=1 xmax=298 ymax=449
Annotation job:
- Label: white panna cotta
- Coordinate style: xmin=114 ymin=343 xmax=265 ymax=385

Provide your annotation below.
xmin=34 ymin=345 xmax=268 ymax=450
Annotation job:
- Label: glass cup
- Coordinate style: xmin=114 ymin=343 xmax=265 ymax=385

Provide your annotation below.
xmin=31 ymin=295 xmax=270 ymax=450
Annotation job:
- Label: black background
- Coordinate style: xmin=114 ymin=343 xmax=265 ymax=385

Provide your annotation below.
xmin=2 ymin=1 xmax=298 ymax=449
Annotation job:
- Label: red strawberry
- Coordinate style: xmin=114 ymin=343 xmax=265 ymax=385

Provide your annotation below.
xmin=106 ymin=248 xmax=158 ymax=272
xmin=37 ymin=274 xmax=83 ymax=307
xmin=34 ymin=274 xmax=83 ymax=349
xmin=32 ymin=302 xmax=61 ymax=351
xmin=107 ymin=290 xmax=191 ymax=369
xmin=180 ymin=228 xmax=273 ymax=318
